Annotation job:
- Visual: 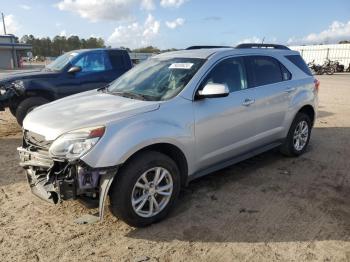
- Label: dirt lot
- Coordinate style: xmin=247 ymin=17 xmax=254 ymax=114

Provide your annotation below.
xmin=0 ymin=74 xmax=349 ymax=261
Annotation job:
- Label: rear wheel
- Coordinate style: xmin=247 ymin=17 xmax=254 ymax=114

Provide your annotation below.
xmin=280 ymin=112 xmax=312 ymax=157
xmin=15 ymin=97 xmax=49 ymax=126
xmin=109 ymin=151 xmax=181 ymax=227
xmin=326 ymin=67 xmax=335 ymax=75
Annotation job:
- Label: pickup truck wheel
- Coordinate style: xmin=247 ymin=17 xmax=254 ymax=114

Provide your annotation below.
xmin=15 ymin=97 xmax=49 ymax=126
xmin=9 ymin=105 xmax=17 ymax=116
xmin=109 ymin=151 xmax=181 ymax=227
xmin=280 ymin=112 xmax=311 ymax=156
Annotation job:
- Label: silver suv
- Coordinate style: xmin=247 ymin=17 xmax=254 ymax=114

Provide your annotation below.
xmin=18 ymin=44 xmax=318 ymax=227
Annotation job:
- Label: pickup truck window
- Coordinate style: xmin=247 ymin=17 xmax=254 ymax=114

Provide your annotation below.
xmin=73 ymin=52 xmax=112 ymax=73
xmin=107 ymin=57 xmax=205 ymax=101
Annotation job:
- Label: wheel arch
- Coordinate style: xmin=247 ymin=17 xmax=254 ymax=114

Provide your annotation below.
xmin=297 ymin=104 xmax=315 ymax=126
xmin=120 ymin=143 xmax=189 ymax=187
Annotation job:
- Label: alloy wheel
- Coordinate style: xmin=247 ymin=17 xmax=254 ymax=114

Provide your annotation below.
xmin=293 ymin=120 xmax=309 ymax=151
xmin=131 ymin=167 xmax=173 ymax=218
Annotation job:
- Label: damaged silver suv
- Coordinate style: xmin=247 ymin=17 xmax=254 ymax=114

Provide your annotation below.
xmin=18 ymin=44 xmax=318 ymax=227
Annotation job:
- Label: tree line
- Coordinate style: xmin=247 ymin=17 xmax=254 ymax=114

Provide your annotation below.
xmin=20 ymin=35 xmax=106 ymax=57
xmin=19 ymin=35 xmax=180 ymax=58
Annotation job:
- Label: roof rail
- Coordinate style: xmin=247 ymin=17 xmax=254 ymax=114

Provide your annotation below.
xmin=235 ymin=43 xmax=290 ymax=50
xmin=186 ymin=45 xmax=232 ymax=50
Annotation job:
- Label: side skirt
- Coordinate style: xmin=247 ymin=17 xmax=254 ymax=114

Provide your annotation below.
xmin=186 ymin=141 xmax=282 ymax=184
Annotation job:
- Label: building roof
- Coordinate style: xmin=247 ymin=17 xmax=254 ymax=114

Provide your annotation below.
xmin=0 ymin=42 xmax=32 ymax=50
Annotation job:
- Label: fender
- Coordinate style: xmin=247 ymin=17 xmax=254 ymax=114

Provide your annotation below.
xmin=24 ymin=79 xmax=59 ymax=100
xmin=81 ymin=98 xmax=196 ymax=173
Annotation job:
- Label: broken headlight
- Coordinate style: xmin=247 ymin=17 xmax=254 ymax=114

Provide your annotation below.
xmin=12 ymin=80 xmax=25 ymax=91
xmin=49 ymin=126 xmax=105 ymax=160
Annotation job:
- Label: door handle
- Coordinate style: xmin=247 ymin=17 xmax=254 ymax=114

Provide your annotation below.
xmin=242 ymin=98 xmax=255 ymax=106
xmin=285 ymin=87 xmax=296 ymax=93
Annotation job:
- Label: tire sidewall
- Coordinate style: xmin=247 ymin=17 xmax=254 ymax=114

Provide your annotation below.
xmin=110 ymin=152 xmax=181 ymax=227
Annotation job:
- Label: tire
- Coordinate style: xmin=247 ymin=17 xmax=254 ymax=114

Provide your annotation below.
xmin=9 ymin=105 xmax=17 ymax=116
xmin=326 ymin=67 xmax=335 ymax=75
xmin=280 ymin=112 xmax=312 ymax=157
xmin=15 ymin=97 xmax=49 ymax=126
xmin=109 ymin=151 xmax=181 ymax=227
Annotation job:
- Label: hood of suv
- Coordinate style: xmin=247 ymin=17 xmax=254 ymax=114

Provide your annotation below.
xmin=0 ymin=69 xmax=59 ymax=86
xmin=23 ymin=90 xmax=160 ymax=140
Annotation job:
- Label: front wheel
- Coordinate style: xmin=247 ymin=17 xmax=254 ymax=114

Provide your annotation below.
xmin=15 ymin=97 xmax=49 ymax=126
xmin=109 ymin=151 xmax=181 ymax=227
xmin=280 ymin=112 xmax=312 ymax=157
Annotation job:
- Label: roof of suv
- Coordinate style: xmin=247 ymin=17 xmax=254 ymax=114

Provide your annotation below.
xmin=156 ymin=46 xmax=299 ymax=59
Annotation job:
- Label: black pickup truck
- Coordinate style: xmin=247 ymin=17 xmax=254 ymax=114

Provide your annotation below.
xmin=0 ymin=48 xmax=132 ymax=125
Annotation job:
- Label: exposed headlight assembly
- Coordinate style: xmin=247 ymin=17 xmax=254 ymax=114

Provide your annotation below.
xmin=49 ymin=126 xmax=105 ymax=160
xmin=12 ymin=80 xmax=25 ymax=91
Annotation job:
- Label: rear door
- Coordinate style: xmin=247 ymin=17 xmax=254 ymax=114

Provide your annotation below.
xmin=244 ymin=55 xmax=292 ymax=146
xmin=193 ymin=57 xmax=259 ymax=171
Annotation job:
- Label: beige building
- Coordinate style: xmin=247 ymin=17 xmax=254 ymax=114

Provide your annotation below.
xmin=0 ymin=34 xmax=32 ymax=69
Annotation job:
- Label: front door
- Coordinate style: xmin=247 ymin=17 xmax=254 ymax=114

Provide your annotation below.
xmin=58 ymin=51 xmax=112 ymax=97
xmin=193 ymin=57 xmax=259 ymax=171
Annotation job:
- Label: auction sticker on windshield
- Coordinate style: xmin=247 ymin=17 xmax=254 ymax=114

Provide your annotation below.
xmin=169 ymin=63 xmax=194 ymax=69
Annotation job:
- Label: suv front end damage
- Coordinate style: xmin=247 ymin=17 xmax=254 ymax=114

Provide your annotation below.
xmin=17 ymin=129 xmax=117 ymax=223
xmin=0 ymin=80 xmax=26 ymax=111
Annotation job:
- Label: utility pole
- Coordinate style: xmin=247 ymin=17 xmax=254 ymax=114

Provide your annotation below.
xmin=2 ymin=12 xmax=6 ymax=34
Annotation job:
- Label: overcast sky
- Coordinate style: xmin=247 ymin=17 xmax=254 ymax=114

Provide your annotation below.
xmin=0 ymin=0 xmax=350 ymax=49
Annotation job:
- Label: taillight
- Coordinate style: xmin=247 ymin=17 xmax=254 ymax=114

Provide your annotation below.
xmin=314 ymin=79 xmax=320 ymax=92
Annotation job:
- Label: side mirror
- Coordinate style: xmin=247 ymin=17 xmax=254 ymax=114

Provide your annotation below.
xmin=197 ymin=83 xmax=229 ymax=99
xmin=67 ymin=66 xmax=82 ymax=74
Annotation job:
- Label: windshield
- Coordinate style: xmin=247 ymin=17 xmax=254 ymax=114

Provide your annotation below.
xmin=107 ymin=57 xmax=205 ymax=101
xmin=46 ymin=51 xmax=80 ymax=71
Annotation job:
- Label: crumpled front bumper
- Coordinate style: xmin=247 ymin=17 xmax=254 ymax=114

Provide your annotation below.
xmin=18 ymin=146 xmax=58 ymax=203
xmin=17 ymin=145 xmax=118 ymax=223
xmin=0 ymin=89 xmax=16 ymax=111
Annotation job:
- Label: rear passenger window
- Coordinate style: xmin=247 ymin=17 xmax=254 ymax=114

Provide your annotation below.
xmin=108 ymin=51 xmax=127 ymax=69
xmin=246 ymin=56 xmax=284 ymax=87
xmin=201 ymin=57 xmax=247 ymax=93
xmin=285 ymin=55 xmax=312 ymax=76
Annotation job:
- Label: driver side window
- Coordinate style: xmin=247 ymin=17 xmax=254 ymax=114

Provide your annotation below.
xmin=73 ymin=52 xmax=112 ymax=73
xmin=201 ymin=57 xmax=247 ymax=93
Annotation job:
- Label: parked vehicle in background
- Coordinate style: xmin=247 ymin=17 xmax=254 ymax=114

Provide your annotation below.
xmin=18 ymin=44 xmax=318 ymax=227
xmin=0 ymin=48 xmax=132 ymax=125
xmin=333 ymin=60 xmax=344 ymax=72
xmin=346 ymin=63 xmax=350 ymax=72
xmin=322 ymin=58 xmax=336 ymax=75
xmin=308 ymin=60 xmax=324 ymax=75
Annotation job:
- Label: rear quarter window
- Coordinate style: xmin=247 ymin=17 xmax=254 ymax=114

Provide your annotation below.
xmin=285 ymin=55 xmax=312 ymax=76
xmin=108 ymin=51 xmax=129 ymax=70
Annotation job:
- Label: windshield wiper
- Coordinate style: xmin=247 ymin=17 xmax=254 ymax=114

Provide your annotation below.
xmin=97 ymin=84 xmax=110 ymax=92
xmin=111 ymin=91 xmax=150 ymax=101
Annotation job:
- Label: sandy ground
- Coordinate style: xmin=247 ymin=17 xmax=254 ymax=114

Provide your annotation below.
xmin=0 ymin=74 xmax=349 ymax=262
